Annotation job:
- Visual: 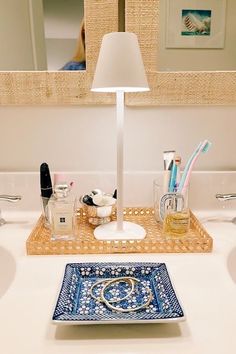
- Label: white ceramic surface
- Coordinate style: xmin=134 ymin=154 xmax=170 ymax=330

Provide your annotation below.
xmin=0 ymin=246 xmax=16 ymax=298
xmin=0 ymin=209 xmax=236 ymax=354
xmin=227 ymin=247 xmax=236 ymax=284
xmin=0 ymin=171 xmax=236 ymax=354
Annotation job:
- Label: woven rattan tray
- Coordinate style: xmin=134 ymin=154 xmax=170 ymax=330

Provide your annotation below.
xmin=26 ymin=208 xmax=213 ymax=255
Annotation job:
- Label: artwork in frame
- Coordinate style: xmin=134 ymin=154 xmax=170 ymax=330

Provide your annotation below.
xmin=166 ymin=0 xmax=226 ymax=48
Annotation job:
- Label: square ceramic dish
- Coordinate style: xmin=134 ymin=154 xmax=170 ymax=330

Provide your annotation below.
xmin=52 ymin=262 xmax=185 ymax=325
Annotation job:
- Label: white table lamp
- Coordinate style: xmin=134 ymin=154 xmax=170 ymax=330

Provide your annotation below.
xmin=91 ymin=32 xmax=149 ymax=240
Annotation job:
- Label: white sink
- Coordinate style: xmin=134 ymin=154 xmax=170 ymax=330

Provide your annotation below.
xmin=0 ymin=246 xmax=16 ymax=298
xmin=227 ymin=247 xmax=236 ymax=284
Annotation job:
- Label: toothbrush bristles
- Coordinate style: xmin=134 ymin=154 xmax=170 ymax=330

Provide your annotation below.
xmin=202 ymin=141 xmax=212 ymax=153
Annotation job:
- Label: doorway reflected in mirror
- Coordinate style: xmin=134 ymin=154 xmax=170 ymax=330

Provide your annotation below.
xmin=43 ymin=0 xmax=85 ymax=71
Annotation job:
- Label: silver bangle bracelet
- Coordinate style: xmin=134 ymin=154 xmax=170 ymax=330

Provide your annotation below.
xmin=90 ymin=276 xmax=137 ymax=303
xmin=89 ymin=276 xmax=153 ymax=313
xmin=101 ymin=277 xmax=153 ymax=313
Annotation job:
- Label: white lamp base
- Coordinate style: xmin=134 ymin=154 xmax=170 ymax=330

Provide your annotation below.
xmin=94 ymin=221 xmax=146 ymax=241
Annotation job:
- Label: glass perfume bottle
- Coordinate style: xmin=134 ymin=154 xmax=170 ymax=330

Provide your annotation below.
xmin=162 ymin=189 xmax=190 ymax=237
xmin=48 ymin=182 xmax=76 ymax=241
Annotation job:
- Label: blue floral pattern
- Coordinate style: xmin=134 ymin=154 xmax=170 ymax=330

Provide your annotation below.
xmin=52 ymin=262 xmax=185 ymax=324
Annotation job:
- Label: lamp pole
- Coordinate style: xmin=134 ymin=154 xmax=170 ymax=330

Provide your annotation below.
xmin=116 ymin=90 xmax=124 ymax=231
xmin=91 ymin=32 xmax=149 ymax=240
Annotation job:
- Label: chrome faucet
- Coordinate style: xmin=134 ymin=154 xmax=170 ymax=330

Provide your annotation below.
xmin=0 ymin=195 xmax=22 ymax=225
xmin=215 ymin=193 xmax=236 ymax=201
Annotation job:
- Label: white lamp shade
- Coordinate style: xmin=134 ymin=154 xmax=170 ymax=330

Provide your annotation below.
xmin=91 ymin=32 xmax=149 ymax=93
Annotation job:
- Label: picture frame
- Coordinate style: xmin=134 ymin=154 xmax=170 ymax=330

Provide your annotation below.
xmin=166 ymin=0 xmax=226 ymax=49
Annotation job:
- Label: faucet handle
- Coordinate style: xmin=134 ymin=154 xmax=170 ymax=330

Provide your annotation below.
xmin=0 ymin=195 xmax=22 ymax=203
xmin=0 ymin=195 xmax=22 ymax=226
xmin=216 ymin=193 xmax=236 ymax=201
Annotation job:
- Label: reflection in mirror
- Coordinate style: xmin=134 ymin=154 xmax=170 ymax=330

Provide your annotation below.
xmin=159 ymin=0 xmax=236 ymax=71
xmin=43 ymin=0 xmax=85 ymax=70
xmin=0 ymin=0 xmax=84 ymax=71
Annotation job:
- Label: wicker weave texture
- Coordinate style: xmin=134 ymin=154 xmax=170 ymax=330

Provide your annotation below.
xmin=26 ymin=208 xmax=213 ymax=255
xmin=126 ymin=71 xmax=236 ymax=106
xmin=0 ymin=0 xmax=118 ymax=106
xmin=125 ymin=0 xmax=159 ymax=72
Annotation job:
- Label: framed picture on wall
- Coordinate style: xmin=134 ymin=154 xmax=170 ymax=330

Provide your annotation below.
xmin=166 ymin=0 xmax=226 ymax=48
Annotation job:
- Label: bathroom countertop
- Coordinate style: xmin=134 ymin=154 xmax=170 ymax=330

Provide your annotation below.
xmin=0 ymin=210 xmax=236 ymax=354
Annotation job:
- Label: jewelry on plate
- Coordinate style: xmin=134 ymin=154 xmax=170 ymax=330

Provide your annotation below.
xmin=101 ymin=277 xmax=153 ymax=313
xmin=90 ymin=276 xmax=137 ymax=303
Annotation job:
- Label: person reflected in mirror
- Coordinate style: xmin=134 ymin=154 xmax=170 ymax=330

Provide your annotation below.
xmin=60 ymin=19 xmax=86 ymax=70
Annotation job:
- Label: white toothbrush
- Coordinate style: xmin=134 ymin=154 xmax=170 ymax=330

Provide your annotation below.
xmin=163 ymin=150 xmax=175 ymax=193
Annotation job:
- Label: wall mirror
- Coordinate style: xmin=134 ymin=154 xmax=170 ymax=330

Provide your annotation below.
xmin=42 ymin=0 xmax=85 ymax=71
xmin=1 ymin=0 xmax=235 ymax=106
xmin=0 ymin=0 xmax=84 ymax=71
xmin=126 ymin=0 xmax=236 ymax=105
xmin=0 ymin=0 xmax=118 ymax=105
xmin=159 ymin=0 xmax=235 ymax=72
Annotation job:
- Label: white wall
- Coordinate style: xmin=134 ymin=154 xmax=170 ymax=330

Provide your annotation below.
xmin=43 ymin=0 xmax=84 ymax=39
xmin=0 ymin=0 xmax=47 ymax=70
xmin=159 ymin=0 xmax=236 ymax=71
xmin=0 ymin=105 xmax=235 ymax=172
xmin=45 ymin=38 xmax=77 ymax=70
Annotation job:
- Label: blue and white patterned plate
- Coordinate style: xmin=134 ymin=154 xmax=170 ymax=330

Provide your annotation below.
xmin=52 ymin=262 xmax=185 ymax=325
